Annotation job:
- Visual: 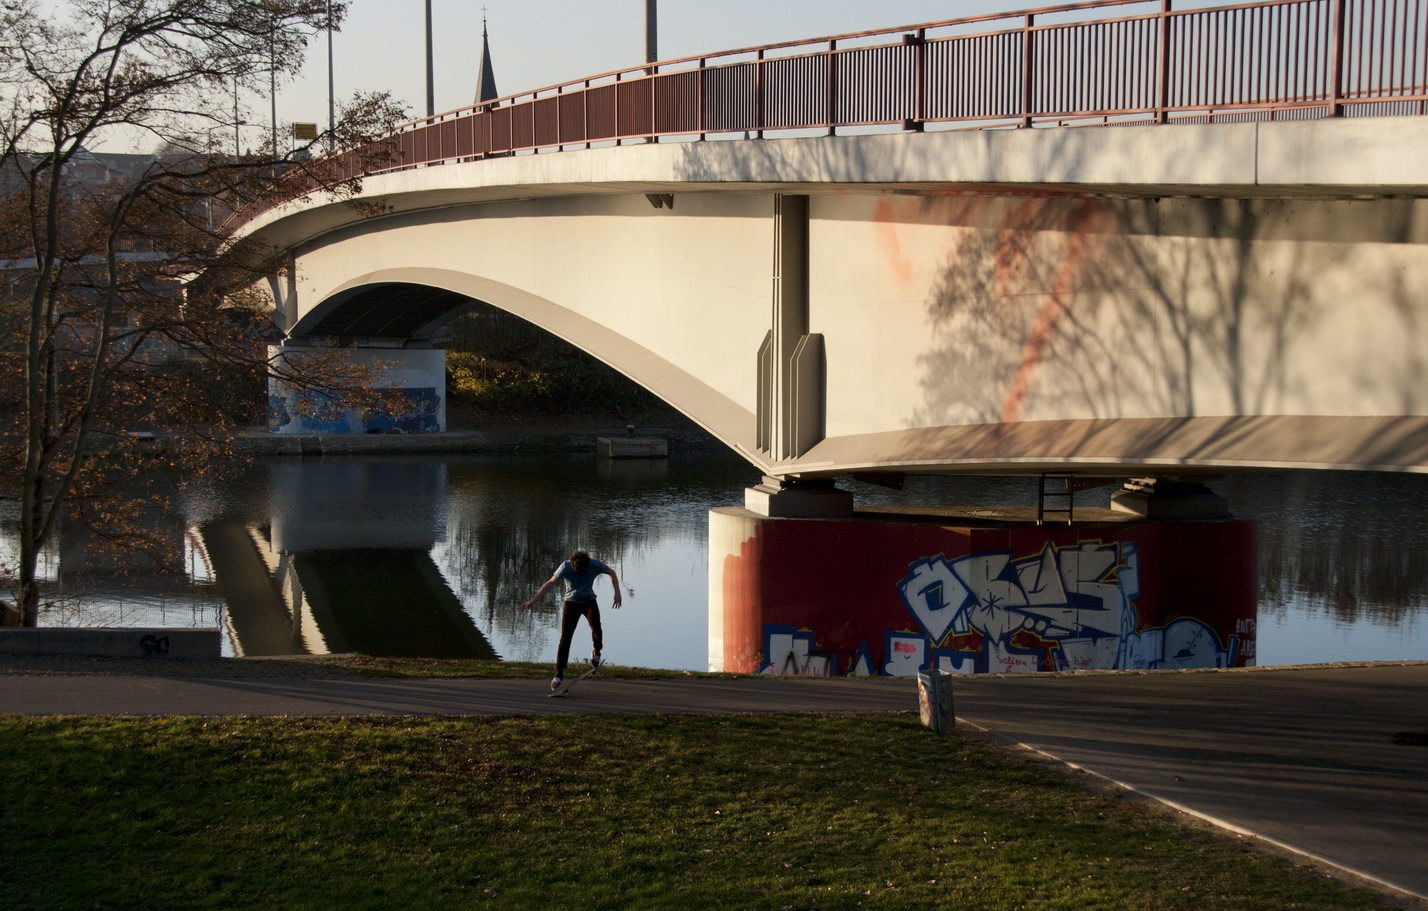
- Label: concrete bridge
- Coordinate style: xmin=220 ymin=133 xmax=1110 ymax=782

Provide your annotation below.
xmin=220 ymin=0 xmax=1428 ymax=678
xmin=237 ymin=115 xmax=1428 ymax=484
xmin=228 ymin=0 xmax=1428 ymax=489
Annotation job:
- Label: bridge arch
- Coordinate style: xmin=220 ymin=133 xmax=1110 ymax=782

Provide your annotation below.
xmin=279 ymin=216 xmax=764 ymax=455
xmin=290 ymin=281 xmax=481 ymax=343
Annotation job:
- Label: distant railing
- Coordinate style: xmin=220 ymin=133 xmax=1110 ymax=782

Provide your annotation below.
xmin=296 ymin=0 xmax=1428 ymax=187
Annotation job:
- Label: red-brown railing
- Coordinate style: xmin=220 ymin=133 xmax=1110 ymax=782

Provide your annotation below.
xmin=301 ymin=0 xmax=1428 ymax=187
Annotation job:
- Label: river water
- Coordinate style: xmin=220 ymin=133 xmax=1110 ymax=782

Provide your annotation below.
xmin=19 ymin=451 xmax=1428 ymax=670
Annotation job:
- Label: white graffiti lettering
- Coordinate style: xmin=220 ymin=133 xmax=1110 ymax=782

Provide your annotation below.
xmin=889 ymin=540 xmax=1235 ymax=673
xmin=897 ymin=556 xmax=971 ymax=643
xmin=881 ymin=633 xmax=927 ymax=677
xmin=759 ymin=627 xmax=830 ymax=676
xmin=755 ymin=539 xmax=1238 ymax=677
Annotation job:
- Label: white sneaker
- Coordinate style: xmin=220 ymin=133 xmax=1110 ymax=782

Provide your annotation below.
xmin=590 ymin=652 xmax=602 ymax=669
xmin=550 ymin=676 xmax=563 ymax=691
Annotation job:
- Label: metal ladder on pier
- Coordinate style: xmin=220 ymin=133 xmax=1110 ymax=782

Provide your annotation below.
xmin=1037 ymin=474 xmax=1076 ymax=526
xmin=1038 ymin=475 xmax=1121 ymax=525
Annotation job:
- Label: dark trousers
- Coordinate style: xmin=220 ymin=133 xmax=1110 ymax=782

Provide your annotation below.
xmin=556 ymin=599 xmax=602 ymax=676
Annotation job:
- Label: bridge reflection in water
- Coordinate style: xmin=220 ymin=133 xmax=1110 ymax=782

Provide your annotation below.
xmin=15 ymin=453 xmax=1427 ymax=666
xmin=194 ymin=459 xmax=496 ymax=659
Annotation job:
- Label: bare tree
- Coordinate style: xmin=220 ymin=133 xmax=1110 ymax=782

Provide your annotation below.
xmin=0 ymin=0 xmax=407 ymax=626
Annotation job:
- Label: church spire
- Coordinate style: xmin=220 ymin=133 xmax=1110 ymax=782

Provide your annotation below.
xmin=474 ymin=13 xmax=498 ymax=104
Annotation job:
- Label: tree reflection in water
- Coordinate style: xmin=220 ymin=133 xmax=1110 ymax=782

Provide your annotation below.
xmin=1219 ymin=471 xmax=1428 ymax=627
xmin=14 ymin=454 xmax=1427 ymax=668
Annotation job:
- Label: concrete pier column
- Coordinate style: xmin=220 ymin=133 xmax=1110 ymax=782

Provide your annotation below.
xmin=709 ymin=504 xmax=1256 ymax=675
xmin=1111 ymin=478 xmax=1230 ymax=519
xmin=744 ymin=476 xmax=853 ymax=518
xmin=758 ymin=195 xmax=825 ymax=461
xmin=265 ymin=256 xmax=299 ymax=334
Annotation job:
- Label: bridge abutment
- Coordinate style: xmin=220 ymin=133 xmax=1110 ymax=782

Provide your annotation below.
xmin=266 ymin=345 xmax=447 ymax=435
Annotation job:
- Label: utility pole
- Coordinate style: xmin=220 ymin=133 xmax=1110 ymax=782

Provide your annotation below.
xmin=425 ymin=0 xmax=435 ymax=118
xmin=645 ymin=0 xmax=658 ymax=142
xmin=269 ymin=36 xmax=278 ymax=153
xmin=327 ymin=0 xmax=335 ymax=149
xmin=234 ymin=78 xmax=241 ymax=156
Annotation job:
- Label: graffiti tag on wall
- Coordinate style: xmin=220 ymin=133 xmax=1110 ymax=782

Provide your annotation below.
xmin=896 ymin=539 xmax=1238 ymax=673
xmin=758 ymin=538 xmax=1241 ymax=676
xmin=269 ymin=387 xmax=442 ymax=435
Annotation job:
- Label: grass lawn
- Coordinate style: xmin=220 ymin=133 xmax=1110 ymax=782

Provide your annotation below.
xmin=0 ymin=711 xmax=1386 ymax=910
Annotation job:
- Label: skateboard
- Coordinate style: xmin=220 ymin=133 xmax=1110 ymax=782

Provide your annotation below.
xmin=548 ymin=658 xmax=601 ymax=697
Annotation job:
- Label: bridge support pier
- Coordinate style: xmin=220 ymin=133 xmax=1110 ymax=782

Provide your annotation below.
xmin=744 ymin=476 xmax=853 ymax=518
xmin=710 ymin=499 xmax=1256 ymax=676
xmin=266 ymin=344 xmax=447 ymax=435
xmin=757 ymin=195 xmax=826 ymax=461
xmin=1111 ymin=479 xmax=1230 ymax=520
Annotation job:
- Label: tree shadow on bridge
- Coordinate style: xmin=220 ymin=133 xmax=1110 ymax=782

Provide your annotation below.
xmin=900 ymin=193 xmax=1428 ymax=469
xmin=668 ymin=133 xmax=1428 ymax=471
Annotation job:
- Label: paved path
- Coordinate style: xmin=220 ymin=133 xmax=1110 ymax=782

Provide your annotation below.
xmin=1 ymin=662 xmax=1424 ymax=906
xmin=0 ymin=673 xmax=913 ymax=717
xmin=952 ymin=664 xmax=1428 ymax=907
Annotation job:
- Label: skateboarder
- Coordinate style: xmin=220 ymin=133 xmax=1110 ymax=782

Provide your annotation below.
xmin=521 ymin=550 xmax=622 ymax=691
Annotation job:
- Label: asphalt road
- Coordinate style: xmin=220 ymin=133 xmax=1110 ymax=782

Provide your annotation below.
xmin=951 ymin=664 xmax=1428 ymax=907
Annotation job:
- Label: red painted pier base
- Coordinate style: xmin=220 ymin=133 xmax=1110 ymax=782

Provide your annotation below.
xmin=709 ymin=506 xmax=1256 ymax=676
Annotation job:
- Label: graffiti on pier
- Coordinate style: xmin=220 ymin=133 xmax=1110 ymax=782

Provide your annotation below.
xmin=269 ymin=387 xmax=442 ymax=435
xmin=756 ymin=538 xmax=1242 ymax=677
xmin=895 ymin=539 xmax=1238 ymax=674
xmin=758 ymin=625 xmax=831 ymax=676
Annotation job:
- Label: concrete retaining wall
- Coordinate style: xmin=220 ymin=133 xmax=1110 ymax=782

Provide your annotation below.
xmin=597 ymin=436 xmax=669 ymax=458
xmin=0 ymin=628 xmax=222 ymax=659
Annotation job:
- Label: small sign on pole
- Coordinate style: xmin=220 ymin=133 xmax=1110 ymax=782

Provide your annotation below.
xmin=292 ymin=122 xmax=319 ymax=141
xmin=917 ymin=667 xmax=955 ymax=734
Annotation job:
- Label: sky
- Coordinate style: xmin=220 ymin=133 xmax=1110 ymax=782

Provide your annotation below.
xmin=270 ymin=0 xmax=1021 ymax=140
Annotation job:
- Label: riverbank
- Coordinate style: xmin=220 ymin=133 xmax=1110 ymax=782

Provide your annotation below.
xmin=221 ymin=406 xmax=726 ymax=456
xmin=232 ymin=424 xmax=721 ymax=457
xmin=8 ymin=412 xmax=724 ymax=459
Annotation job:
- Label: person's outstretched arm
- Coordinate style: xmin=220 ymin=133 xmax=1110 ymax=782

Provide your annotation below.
xmin=522 ymin=574 xmax=559 ymax=610
xmin=607 ymin=568 xmax=623 ymax=608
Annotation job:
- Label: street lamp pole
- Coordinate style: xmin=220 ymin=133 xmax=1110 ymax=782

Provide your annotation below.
xmin=425 ymin=0 xmax=435 ymax=118
xmin=327 ymin=0 xmax=335 ymax=150
xmin=234 ymin=78 xmax=241 ymax=156
xmin=269 ymin=36 xmax=278 ymax=153
xmin=645 ymin=0 xmax=657 ymax=65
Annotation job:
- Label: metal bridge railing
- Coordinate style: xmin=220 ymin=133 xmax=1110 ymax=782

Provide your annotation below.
xmin=264 ymin=0 xmax=1428 ymax=203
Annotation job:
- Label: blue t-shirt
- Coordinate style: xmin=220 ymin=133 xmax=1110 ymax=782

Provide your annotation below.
xmin=555 ymin=557 xmax=610 ymax=602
